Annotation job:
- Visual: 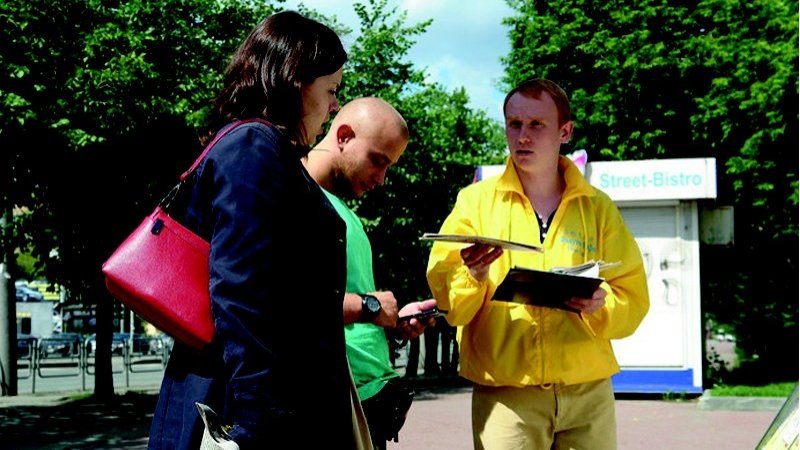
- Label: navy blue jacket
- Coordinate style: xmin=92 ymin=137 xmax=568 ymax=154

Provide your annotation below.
xmin=148 ymin=122 xmax=353 ymax=449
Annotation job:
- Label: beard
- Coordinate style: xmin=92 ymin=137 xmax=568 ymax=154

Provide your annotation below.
xmin=330 ymin=172 xmax=358 ymax=199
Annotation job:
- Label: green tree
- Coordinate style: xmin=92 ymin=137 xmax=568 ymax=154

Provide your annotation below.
xmin=1 ymin=0 xmax=506 ymax=396
xmin=1 ymin=0 xmax=276 ymax=399
xmin=502 ymin=0 xmax=798 ymax=383
xmin=332 ymin=0 xmax=506 ymax=304
xmin=331 ymin=0 xmax=506 ymax=376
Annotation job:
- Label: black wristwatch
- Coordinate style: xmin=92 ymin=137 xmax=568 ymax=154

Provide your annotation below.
xmin=358 ymin=293 xmax=382 ymax=323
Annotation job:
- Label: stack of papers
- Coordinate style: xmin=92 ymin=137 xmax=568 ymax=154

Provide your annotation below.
xmin=550 ymin=260 xmax=622 ymax=278
xmin=420 ymin=233 xmax=543 ymax=253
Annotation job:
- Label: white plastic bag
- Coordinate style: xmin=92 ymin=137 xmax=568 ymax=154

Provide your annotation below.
xmin=195 ymin=402 xmax=240 ymax=450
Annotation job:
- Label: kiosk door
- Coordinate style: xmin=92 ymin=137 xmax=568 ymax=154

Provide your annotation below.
xmin=612 ymin=204 xmax=688 ymax=367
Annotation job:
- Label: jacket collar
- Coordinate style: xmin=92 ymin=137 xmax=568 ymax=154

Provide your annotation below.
xmin=495 ymin=155 xmax=595 ymax=201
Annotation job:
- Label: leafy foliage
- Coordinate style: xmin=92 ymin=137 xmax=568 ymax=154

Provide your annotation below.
xmin=1 ymin=0 xmax=505 ymax=394
xmin=503 ymin=0 xmax=798 ymax=383
xmin=334 ymin=0 xmax=506 ymax=303
xmin=1 ymin=0 xmax=278 ymax=397
xmin=1 ymin=0 xmax=277 ymax=294
xmin=13 ymin=0 xmax=794 ymax=393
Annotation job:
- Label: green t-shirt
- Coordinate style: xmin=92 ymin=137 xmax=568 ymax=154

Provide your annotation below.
xmin=323 ymin=190 xmax=399 ymax=401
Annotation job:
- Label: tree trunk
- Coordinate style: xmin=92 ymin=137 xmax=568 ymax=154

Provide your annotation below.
xmin=92 ymin=290 xmax=116 ymax=400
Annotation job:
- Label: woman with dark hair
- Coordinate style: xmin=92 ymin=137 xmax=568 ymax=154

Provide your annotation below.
xmin=147 ymin=11 xmax=361 ymax=449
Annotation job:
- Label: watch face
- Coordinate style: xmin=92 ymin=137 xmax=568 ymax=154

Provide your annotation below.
xmin=359 ymin=294 xmax=382 ymax=322
xmin=365 ymin=295 xmax=381 ymax=313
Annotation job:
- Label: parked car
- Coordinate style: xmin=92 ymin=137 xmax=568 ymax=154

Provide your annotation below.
xmin=146 ymin=333 xmax=174 ymax=356
xmin=15 ymin=285 xmax=44 ymax=302
xmin=86 ymin=332 xmax=157 ymax=356
xmin=28 ymin=279 xmax=61 ymax=301
xmin=40 ymin=332 xmax=84 ymax=358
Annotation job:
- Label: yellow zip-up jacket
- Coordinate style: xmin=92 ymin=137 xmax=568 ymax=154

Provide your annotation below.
xmin=426 ymin=156 xmax=649 ymax=387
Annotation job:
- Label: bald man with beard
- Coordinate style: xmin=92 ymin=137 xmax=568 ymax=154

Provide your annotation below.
xmin=304 ymin=97 xmax=438 ymax=449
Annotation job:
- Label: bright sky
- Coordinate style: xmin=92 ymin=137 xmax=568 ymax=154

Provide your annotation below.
xmin=281 ymin=0 xmax=514 ymax=123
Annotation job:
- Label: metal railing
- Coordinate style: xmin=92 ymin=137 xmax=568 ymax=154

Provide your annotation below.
xmin=16 ymin=334 xmax=171 ymax=394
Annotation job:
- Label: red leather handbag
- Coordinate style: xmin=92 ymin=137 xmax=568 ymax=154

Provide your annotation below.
xmin=103 ymin=206 xmax=212 ymax=350
xmin=102 ymin=119 xmax=271 ymax=350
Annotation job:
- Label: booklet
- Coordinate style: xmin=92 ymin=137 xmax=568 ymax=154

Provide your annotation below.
xmin=420 ymin=233 xmax=543 ymax=253
xmin=492 ymin=260 xmax=620 ymax=313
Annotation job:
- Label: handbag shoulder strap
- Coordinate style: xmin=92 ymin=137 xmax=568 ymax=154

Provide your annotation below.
xmin=179 ymin=118 xmax=274 ymax=181
xmin=159 ymin=118 xmax=274 ymax=210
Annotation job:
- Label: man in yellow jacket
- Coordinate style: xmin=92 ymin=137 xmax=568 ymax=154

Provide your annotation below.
xmin=426 ymin=78 xmax=649 ymax=450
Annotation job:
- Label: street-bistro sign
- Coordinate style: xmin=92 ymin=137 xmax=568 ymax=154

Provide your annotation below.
xmin=586 ymin=158 xmax=716 ymax=201
xmin=476 ymin=158 xmax=717 ymax=202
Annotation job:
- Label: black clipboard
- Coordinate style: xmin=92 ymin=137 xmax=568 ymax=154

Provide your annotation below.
xmin=492 ymin=266 xmax=604 ymax=313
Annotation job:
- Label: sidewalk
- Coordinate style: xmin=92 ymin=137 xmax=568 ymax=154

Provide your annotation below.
xmin=390 ymin=386 xmax=782 ymax=450
xmin=0 ymin=383 xmax=784 ymax=450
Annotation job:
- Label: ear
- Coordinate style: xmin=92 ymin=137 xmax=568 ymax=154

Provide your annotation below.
xmin=336 ymin=124 xmax=355 ymax=148
xmin=559 ymin=121 xmax=574 ymax=143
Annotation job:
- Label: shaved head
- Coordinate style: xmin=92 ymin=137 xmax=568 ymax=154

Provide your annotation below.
xmin=305 ymin=97 xmax=409 ymax=198
xmin=329 ymin=97 xmax=408 ymax=142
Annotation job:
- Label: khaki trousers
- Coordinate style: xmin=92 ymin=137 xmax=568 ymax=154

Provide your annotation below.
xmin=349 ymin=367 xmax=374 ymax=450
xmin=472 ymin=378 xmax=617 ymax=450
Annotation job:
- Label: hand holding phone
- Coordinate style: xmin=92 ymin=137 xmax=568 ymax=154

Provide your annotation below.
xmin=397 ymin=306 xmax=445 ymax=323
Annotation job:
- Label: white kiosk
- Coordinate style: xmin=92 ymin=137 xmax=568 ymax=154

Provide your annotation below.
xmin=475 ymin=158 xmax=717 ymax=394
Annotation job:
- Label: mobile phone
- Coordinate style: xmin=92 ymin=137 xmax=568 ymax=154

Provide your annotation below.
xmin=398 ymin=307 xmax=445 ymax=323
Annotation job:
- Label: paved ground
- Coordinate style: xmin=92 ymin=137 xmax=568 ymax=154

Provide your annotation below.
xmin=389 ymin=386 xmax=781 ymax=450
xmin=0 ymin=390 xmax=156 ymax=450
xmin=0 ymin=382 xmax=784 ymax=450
